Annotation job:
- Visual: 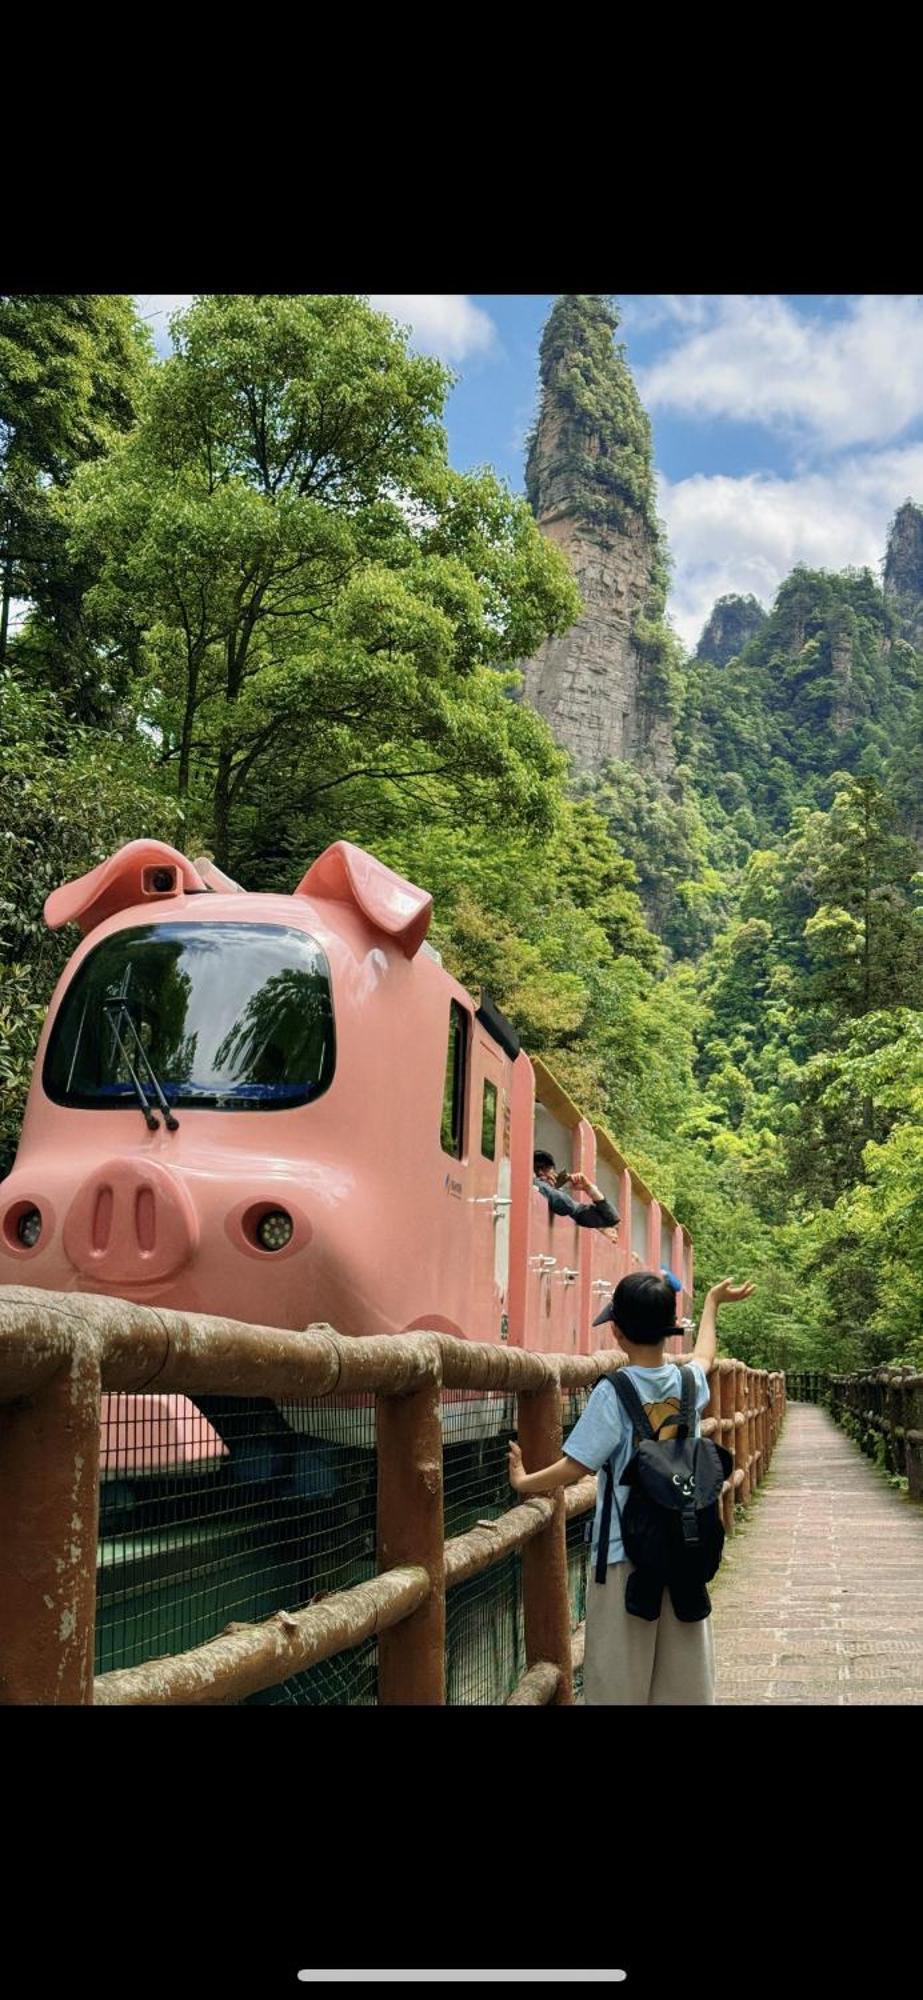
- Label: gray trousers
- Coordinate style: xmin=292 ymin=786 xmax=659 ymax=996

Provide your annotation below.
xmin=582 ymin=1560 xmax=716 ymax=1706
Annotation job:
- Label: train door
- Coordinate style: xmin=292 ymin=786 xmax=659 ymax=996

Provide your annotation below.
xmin=630 ymin=1180 xmax=651 ymax=1272
xmin=529 ymin=1099 xmax=581 ymax=1352
xmin=468 ymin=1036 xmax=512 ymax=1344
xmin=588 ymin=1146 xmax=625 ymax=1351
xmin=675 ymin=1227 xmax=694 ymax=1350
xmin=660 ymin=1213 xmax=676 ymax=1281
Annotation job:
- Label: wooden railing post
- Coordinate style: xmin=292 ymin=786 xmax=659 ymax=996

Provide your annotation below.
xmin=906 ymin=1377 xmax=923 ymax=1503
xmin=376 ymin=1336 xmax=445 ymax=1705
xmin=749 ymin=1370 xmax=758 ymax=1492
xmin=719 ymin=1363 xmax=736 ymax=1533
xmin=517 ymin=1369 xmax=573 ymax=1704
xmin=0 ymin=1349 xmax=101 ymax=1703
xmin=735 ymin=1365 xmax=750 ymax=1507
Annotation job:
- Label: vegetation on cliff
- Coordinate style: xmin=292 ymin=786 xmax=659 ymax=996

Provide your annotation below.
xmin=2 ymin=294 xmax=921 ymax=1374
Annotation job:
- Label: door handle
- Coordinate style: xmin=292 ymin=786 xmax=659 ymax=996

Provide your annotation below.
xmin=528 ymin=1254 xmax=557 ymax=1270
xmin=557 ymin=1267 xmax=579 ymax=1283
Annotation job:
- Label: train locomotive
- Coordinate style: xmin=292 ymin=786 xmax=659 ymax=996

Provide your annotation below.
xmin=0 ymin=836 xmax=693 ymax=1697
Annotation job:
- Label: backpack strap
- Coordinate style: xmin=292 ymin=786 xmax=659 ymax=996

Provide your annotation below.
xmin=594 ymin=1462 xmax=626 ymax=1585
xmin=676 ymin=1364 xmax=701 ymax=1545
xmin=593 ymin=1370 xmax=648 ymax=1585
xmin=611 ymin=1369 xmax=657 ymax=1441
xmin=676 ymin=1363 xmax=697 ymax=1443
xmin=595 ymin=1461 xmax=614 ymax=1585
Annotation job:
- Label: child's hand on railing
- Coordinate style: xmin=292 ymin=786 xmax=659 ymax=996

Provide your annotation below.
xmin=508 ymin=1440 xmax=526 ymax=1492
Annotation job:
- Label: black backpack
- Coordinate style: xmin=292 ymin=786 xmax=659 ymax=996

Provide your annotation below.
xmin=594 ymin=1366 xmax=733 ymax=1624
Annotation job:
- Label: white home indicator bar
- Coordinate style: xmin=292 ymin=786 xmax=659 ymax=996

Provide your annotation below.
xmin=297 ymin=1975 xmax=628 ymax=1985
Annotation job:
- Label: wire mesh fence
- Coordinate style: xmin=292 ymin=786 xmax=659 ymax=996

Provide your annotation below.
xmin=95 ymin=1383 xmax=592 ymax=1704
xmin=562 ymin=1388 xmax=592 ymax=1700
xmin=96 ymin=1392 xmax=377 ymax=1696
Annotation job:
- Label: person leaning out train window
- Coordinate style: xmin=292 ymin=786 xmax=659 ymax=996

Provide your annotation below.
xmin=532 ymin=1151 xmax=619 ymax=1231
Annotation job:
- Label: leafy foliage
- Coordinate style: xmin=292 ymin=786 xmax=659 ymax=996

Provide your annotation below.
xmin=0 ymin=294 xmax=150 ymax=690
xmin=2 ymin=294 xmax=922 ymax=1387
xmin=525 ymin=294 xmax=660 ymax=541
xmin=67 ymin=294 xmax=580 ymax=867
xmin=0 ymin=669 xmax=185 ymax=1173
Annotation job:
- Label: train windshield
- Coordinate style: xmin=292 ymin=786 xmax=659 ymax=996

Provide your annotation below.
xmin=43 ymin=922 xmax=335 ymax=1112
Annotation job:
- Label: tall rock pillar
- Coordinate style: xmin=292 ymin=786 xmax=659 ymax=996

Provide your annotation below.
xmin=884 ymin=500 xmax=923 ymax=646
xmin=520 ymin=295 xmax=674 ymax=777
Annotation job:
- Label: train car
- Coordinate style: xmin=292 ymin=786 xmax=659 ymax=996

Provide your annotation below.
xmin=0 ymin=835 xmax=692 ymax=1346
xmin=0 ymin=836 xmax=693 ymax=1696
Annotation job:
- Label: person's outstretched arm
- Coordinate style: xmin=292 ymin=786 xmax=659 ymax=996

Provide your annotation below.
xmin=567 ymin=1172 xmax=619 ymax=1230
xmin=693 ymin=1278 xmax=756 ymax=1376
xmin=536 ymin=1180 xmax=579 ymax=1218
xmin=507 ymin=1445 xmax=591 ymax=1497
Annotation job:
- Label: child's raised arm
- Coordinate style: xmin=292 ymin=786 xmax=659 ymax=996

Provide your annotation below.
xmin=692 ymin=1278 xmax=756 ymax=1375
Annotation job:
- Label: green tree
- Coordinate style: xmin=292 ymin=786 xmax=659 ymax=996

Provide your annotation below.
xmin=69 ymin=294 xmax=580 ymax=865
xmin=0 ymin=668 xmax=182 ymax=1174
xmin=0 ymin=294 xmax=149 ymax=680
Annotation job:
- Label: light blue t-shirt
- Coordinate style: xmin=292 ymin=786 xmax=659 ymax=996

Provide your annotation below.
xmin=564 ymin=1361 xmax=711 ymax=1568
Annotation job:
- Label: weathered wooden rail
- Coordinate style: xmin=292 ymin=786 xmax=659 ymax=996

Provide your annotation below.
xmin=789 ymin=1366 xmax=923 ymax=1502
xmin=0 ymin=1286 xmax=785 ymax=1705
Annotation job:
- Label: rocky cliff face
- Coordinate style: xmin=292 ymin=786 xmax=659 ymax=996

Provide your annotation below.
xmin=884 ymin=500 xmax=923 ymax=645
xmin=695 ymin=594 xmax=767 ymax=667
xmin=519 ymin=296 xmax=674 ymax=777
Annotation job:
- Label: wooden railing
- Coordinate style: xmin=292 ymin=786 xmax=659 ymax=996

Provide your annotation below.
xmin=786 ymin=1370 xmax=826 ymax=1404
xmin=0 ymin=1286 xmax=785 ymax=1705
xmin=790 ymin=1366 xmax=923 ymax=1501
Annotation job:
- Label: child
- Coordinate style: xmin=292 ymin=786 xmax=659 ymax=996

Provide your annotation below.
xmin=507 ymin=1270 xmax=755 ymax=1705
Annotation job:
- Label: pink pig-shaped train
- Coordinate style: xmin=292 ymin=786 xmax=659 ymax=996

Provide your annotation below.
xmin=0 ymin=837 xmax=692 ymax=1469
xmin=0 ymin=838 xmax=694 ymax=1694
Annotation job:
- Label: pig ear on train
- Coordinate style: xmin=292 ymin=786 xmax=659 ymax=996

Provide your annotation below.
xmin=294 ymin=841 xmax=433 ymax=958
xmin=44 ymin=841 xmax=207 ymax=936
xmin=192 ymin=856 xmax=246 ymax=894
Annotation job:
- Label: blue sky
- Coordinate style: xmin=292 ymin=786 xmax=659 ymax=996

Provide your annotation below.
xmin=136 ymin=295 xmax=923 ymax=650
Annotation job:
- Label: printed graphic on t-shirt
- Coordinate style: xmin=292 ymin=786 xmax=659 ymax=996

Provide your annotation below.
xmin=633 ymin=1395 xmax=682 ymax=1445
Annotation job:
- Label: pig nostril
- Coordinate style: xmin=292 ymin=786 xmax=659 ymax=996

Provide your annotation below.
xmin=135 ymin=1186 xmax=156 ymax=1252
xmin=92 ymin=1186 xmax=114 ymax=1252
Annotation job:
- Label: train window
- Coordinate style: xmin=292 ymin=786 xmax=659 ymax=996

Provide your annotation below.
xmin=480 ymin=1079 xmax=497 ymax=1159
xmin=43 ymin=922 xmax=335 ymax=1113
xmin=440 ymin=1001 xmax=468 ymax=1159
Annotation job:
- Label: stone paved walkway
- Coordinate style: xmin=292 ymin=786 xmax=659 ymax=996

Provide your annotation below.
xmin=712 ymin=1401 xmax=923 ymax=1703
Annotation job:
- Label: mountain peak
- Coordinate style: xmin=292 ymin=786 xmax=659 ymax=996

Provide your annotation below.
xmin=695 ymin=594 xmax=768 ymax=667
xmin=883 ymin=500 xmax=923 ymax=644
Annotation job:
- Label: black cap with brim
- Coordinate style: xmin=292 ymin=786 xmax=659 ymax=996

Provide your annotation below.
xmin=592 ymin=1268 xmax=683 ymax=1329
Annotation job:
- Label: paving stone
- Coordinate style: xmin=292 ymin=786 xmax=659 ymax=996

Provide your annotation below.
xmin=712 ymin=1403 xmax=923 ymax=1705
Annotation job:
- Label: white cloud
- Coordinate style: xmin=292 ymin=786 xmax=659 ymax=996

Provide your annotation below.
xmin=660 ymin=442 xmax=923 ymax=650
xmin=368 ymin=294 xmax=496 ymax=361
xmin=135 ymin=294 xmax=496 ymax=365
xmin=639 ymin=295 xmax=923 ymax=453
xmin=135 ymin=295 xmax=195 ymax=355
xmin=622 ymin=294 xmax=718 ymax=335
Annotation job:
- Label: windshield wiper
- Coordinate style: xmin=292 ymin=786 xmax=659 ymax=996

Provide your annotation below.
xmin=103 ymin=999 xmax=180 ymax=1131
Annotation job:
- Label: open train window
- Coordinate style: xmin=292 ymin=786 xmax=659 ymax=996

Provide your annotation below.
xmin=440 ymin=1000 xmax=468 ymax=1159
xmin=481 ymin=1079 xmax=498 ymax=1159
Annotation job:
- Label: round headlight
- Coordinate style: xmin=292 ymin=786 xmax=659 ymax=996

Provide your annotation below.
xmin=17 ymin=1208 xmax=42 ymax=1249
xmin=256 ymin=1209 xmax=294 ymax=1252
